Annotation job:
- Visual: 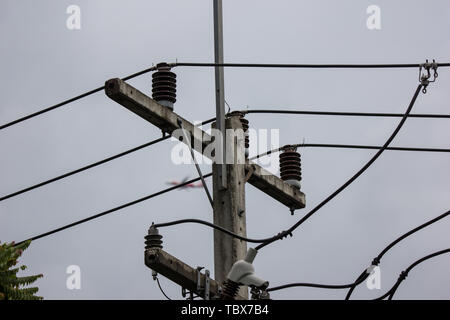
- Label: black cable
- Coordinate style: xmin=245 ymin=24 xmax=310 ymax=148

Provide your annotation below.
xmin=3 ymin=60 xmax=449 ymax=131
xmin=250 ymin=144 xmax=450 ymax=161
xmin=267 ymin=208 xmax=450 ymax=296
xmin=13 ymin=174 xmax=212 ymax=246
xmin=155 ymin=277 xmax=172 ymax=300
xmin=345 ymin=208 xmax=450 ymax=300
xmin=373 ymin=248 xmax=450 ymax=300
xmin=1 ymin=118 xmax=215 ymax=203
xmin=0 ymin=136 xmax=170 ymax=202
xmin=0 ymin=66 xmax=158 ymax=131
xmin=154 ymin=219 xmax=279 ymax=244
xmin=266 ymin=273 xmax=368 ymax=292
xmin=245 ymin=109 xmax=450 ymax=119
xmin=172 ymin=62 xmax=450 ymax=69
xmin=254 ymin=84 xmax=423 ymax=251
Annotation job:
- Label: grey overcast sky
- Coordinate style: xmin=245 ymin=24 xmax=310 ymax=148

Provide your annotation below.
xmin=1 ymin=0 xmax=449 ymax=300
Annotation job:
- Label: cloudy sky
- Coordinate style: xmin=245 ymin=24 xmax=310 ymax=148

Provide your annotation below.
xmin=1 ymin=0 xmax=449 ymax=300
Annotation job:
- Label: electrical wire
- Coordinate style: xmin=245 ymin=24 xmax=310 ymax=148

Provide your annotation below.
xmin=250 ymin=144 xmax=450 ymax=161
xmin=254 ymin=83 xmax=424 ymax=251
xmin=154 ymin=219 xmax=281 ymax=244
xmin=266 ymin=274 xmax=368 ymax=292
xmin=3 ymin=60 xmax=449 ymax=131
xmin=0 ymin=118 xmax=215 ymax=203
xmin=13 ymin=174 xmax=212 ymax=247
xmin=155 ymin=277 xmax=172 ymax=300
xmin=0 ymin=136 xmax=169 ymax=202
xmin=12 ymin=85 xmax=427 ymax=248
xmin=244 ymin=109 xmax=450 ymax=119
xmin=265 ymin=208 xmax=450 ymax=296
xmin=345 ymin=208 xmax=450 ymax=299
xmin=376 ymin=248 xmax=450 ymax=300
xmin=0 ymin=65 xmax=158 ymax=131
xmin=172 ymin=62 xmax=450 ymax=69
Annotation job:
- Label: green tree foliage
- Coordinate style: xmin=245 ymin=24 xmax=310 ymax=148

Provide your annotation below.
xmin=0 ymin=240 xmax=43 ymax=300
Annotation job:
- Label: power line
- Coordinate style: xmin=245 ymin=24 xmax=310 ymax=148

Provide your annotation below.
xmin=8 ymin=85 xmax=430 ymax=248
xmin=250 ymin=144 xmax=450 ymax=161
xmin=265 ymin=208 xmax=450 ymax=296
xmin=245 ymin=109 xmax=450 ymax=119
xmin=172 ymin=62 xmax=450 ymax=69
xmin=266 ymin=275 xmax=368 ymax=292
xmin=14 ymin=174 xmax=212 ymax=246
xmin=0 ymin=136 xmax=169 ymax=202
xmin=377 ymin=248 xmax=450 ymax=300
xmin=254 ymin=84 xmax=424 ymax=251
xmin=0 ymin=118 xmax=215 ymax=203
xmin=0 ymin=66 xmax=158 ymax=131
xmin=155 ymin=277 xmax=172 ymax=300
xmin=345 ymin=208 xmax=450 ymax=299
xmin=3 ymin=60 xmax=449 ymax=131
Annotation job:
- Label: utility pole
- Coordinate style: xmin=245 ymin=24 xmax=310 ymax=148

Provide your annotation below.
xmin=212 ymin=115 xmax=248 ymax=298
xmin=212 ymin=0 xmax=248 ymax=297
xmin=105 ymin=75 xmax=305 ymax=300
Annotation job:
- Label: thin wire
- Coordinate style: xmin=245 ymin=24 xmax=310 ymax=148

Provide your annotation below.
xmin=268 ymin=208 xmax=450 ymax=296
xmin=377 ymin=248 xmax=450 ymax=300
xmin=0 ymin=136 xmax=169 ymax=202
xmin=172 ymin=62 xmax=450 ymax=69
xmin=266 ymin=273 xmax=368 ymax=292
xmin=345 ymin=208 xmax=450 ymax=299
xmin=244 ymin=109 xmax=450 ymax=119
xmin=154 ymin=219 xmax=278 ymax=243
xmin=3 ymin=61 xmax=449 ymax=131
xmin=13 ymin=174 xmax=212 ymax=246
xmin=255 ymin=84 xmax=423 ymax=250
xmin=178 ymin=120 xmax=213 ymax=208
xmin=155 ymin=277 xmax=172 ymax=300
xmin=249 ymin=144 xmax=450 ymax=161
xmin=1 ymin=118 xmax=215 ymax=203
xmin=0 ymin=66 xmax=157 ymax=131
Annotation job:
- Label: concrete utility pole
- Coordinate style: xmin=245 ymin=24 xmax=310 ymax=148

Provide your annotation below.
xmin=212 ymin=115 xmax=248 ymax=298
xmin=212 ymin=0 xmax=249 ymax=297
xmin=105 ymin=75 xmax=305 ymax=299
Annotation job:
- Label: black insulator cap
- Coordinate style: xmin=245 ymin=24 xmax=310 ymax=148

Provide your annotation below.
xmin=279 ymin=146 xmax=302 ymax=184
xmin=227 ymin=111 xmax=250 ymax=149
xmin=152 ymin=63 xmax=177 ymax=105
xmin=145 ymin=225 xmax=163 ymax=249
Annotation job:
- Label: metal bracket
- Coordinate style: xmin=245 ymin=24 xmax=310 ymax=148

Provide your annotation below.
xmin=195 ymin=266 xmax=211 ymax=300
xmin=419 ymin=59 xmax=438 ymax=93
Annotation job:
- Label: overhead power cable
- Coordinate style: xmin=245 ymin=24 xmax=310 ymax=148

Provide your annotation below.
xmin=0 ymin=65 xmax=158 ymax=131
xmin=0 ymin=118 xmax=215 ymax=203
xmin=172 ymin=62 xmax=450 ymax=69
xmin=266 ymin=274 xmax=368 ymax=292
xmin=244 ymin=109 xmax=450 ymax=119
xmin=254 ymin=84 xmax=424 ymax=250
xmin=375 ymin=248 xmax=450 ymax=300
xmin=14 ymin=174 xmax=212 ymax=247
xmin=250 ymin=144 xmax=450 ymax=161
xmin=265 ymin=208 xmax=450 ymax=295
xmin=345 ymin=208 xmax=450 ymax=299
xmin=3 ymin=60 xmax=449 ymax=131
xmin=11 ymin=84 xmax=430 ymax=248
